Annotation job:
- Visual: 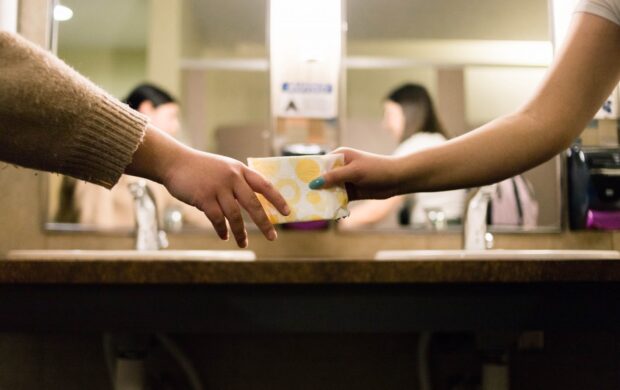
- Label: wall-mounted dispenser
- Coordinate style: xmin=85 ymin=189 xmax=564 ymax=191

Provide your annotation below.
xmin=269 ymin=0 xmax=346 ymax=156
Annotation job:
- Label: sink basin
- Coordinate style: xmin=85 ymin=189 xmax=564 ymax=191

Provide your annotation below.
xmin=6 ymin=250 xmax=256 ymax=261
xmin=375 ymin=249 xmax=620 ymax=261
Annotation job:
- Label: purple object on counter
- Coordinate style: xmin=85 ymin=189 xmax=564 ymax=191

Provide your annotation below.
xmin=283 ymin=220 xmax=330 ymax=230
xmin=586 ymin=210 xmax=620 ymax=230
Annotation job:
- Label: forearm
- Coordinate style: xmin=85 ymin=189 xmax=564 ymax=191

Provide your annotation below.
xmin=396 ymin=13 xmax=620 ymax=194
xmin=125 ymin=123 xmax=188 ymax=185
xmin=0 ymin=32 xmax=146 ymax=188
xmin=397 ymin=111 xmax=569 ymax=193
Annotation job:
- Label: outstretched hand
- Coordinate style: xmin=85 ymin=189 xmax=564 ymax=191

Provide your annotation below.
xmin=308 ymin=147 xmax=401 ymax=201
xmin=127 ymin=124 xmax=289 ymax=248
xmin=163 ymin=151 xmax=290 ymax=248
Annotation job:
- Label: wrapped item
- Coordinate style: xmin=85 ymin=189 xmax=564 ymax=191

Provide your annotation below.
xmin=248 ymin=154 xmax=349 ymax=224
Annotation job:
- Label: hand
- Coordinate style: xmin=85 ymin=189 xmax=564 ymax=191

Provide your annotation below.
xmin=127 ymin=125 xmax=290 ymax=248
xmin=163 ymin=150 xmax=290 ymax=247
xmin=308 ymin=147 xmax=401 ymax=201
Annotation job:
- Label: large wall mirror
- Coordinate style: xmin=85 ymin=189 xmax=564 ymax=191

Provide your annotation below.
xmin=45 ymin=0 xmax=561 ymax=233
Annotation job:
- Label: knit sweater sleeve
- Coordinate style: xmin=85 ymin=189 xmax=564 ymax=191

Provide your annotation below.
xmin=0 ymin=32 xmax=147 ymax=189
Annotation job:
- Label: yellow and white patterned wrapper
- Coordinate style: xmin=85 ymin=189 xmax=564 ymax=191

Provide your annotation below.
xmin=248 ymin=154 xmax=350 ymax=224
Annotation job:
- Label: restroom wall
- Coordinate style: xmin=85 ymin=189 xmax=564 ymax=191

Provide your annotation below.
xmin=465 ymin=66 xmax=548 ymax=126
xmin=57 ymin=47 xmax=147 ymax=100
xmin=347 ymin=39 xmax=551 ymax=67
xmin=203 ymin=70 xmax=270 ymax=152
xmin=146 ymin=0 xmax=182 ymax=97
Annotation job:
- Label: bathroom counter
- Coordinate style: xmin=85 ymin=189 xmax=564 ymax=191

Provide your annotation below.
xmin=1 ymin=251 xmax=620 ymax=284
xmin=1 ymin=252 xmax=620 ymax=332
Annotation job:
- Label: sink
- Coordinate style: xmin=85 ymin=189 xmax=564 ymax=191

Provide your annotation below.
xmin=375 ymin=249 xmax=620 ymax=261
xmin=6 ymin=250 xmax=256 ymax=261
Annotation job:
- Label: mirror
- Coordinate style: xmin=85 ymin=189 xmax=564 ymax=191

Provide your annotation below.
xmin=342 ymin=0 xmax=558 ymax=233
xmin=45 ymin=0 xmax=561 ymax=233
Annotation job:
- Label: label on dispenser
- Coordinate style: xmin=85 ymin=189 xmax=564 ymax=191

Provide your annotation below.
xmin=278 ymin=82 xmax=336 ymax=119
xmin=270 ymin=0 xmax=342 ymax=119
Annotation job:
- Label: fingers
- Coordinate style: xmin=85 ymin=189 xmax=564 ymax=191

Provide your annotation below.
xmin=244 ymin=169 xmax=290 ymax=216
xmin=309 ymin=148 xmax=359 ymax=190
xmin=217 ymin=194 xmax=248 ymax=248
xmin=309 ymin=164 xmax=357 ymax=190
xmin=234 ymin=183 xmax=278 ymax=241
xmin=330 ymin=147 xmax=356 ymax=163
xmin=203 ymin=201 xmax=229 ymax=241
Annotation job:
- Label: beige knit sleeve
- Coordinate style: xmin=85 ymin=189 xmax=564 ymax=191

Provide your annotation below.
xmin=0 ymin=31 xmax=147 ymax=189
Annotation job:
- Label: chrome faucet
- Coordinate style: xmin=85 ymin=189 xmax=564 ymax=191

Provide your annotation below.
xmin=463 ymin=184 xmax=498 ymax=250
xmin=128 ymin=180 xmax=168 ymax=251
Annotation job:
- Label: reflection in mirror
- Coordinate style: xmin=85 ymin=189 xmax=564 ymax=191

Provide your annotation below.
xmin=48 ymin=0 xmax=151 ymax=231
xmin=46 ymin=0 xmax=270 ymax=233
xmin=45 ymin=0 xmax=561 ymax=234
xmin=342 ymin=0 xmax=559 ymax=233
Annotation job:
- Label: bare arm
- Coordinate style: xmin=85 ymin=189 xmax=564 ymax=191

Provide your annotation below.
xmin=314 ymin=14 xmax=620 ymax=199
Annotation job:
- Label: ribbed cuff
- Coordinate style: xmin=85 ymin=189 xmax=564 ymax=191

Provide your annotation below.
xmin=61 ymin=93 xmax=148 ymax=189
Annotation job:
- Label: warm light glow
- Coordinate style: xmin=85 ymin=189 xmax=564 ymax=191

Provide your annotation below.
xmin=0 ymin=0 xmax=18 ymax=32
xmin=53 ymin=4 xmax=73 ymax=22
xmin=270 ymin=0 xmax=341 ymax=63
xmin=551 ymin=0 xmax=580 ymax=54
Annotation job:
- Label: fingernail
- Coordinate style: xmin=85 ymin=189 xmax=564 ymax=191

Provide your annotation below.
xmin=242 ymin=239 xmax=248 ymax=248
xmin=268 ymin=229 xmax=278 ymax=241
xmin=283 ymin=205 xmax=291 ymax=215
xmin=309 ymin=177 xmax=325 ymax=190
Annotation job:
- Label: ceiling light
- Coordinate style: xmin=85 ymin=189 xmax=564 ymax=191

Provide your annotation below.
xmin=53 ymin=4 xmax=73 ymax=22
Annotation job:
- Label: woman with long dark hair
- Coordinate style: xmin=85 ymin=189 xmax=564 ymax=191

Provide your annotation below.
xmin=340 ymin=83 xmax=466 ymax=229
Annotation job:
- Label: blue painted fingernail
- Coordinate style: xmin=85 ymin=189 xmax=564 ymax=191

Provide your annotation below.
xmin=309 ymin=177 xmax=325 ymax=190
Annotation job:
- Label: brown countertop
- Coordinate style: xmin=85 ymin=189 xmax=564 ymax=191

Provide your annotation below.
xmin=2 ymin=250 xmax=620 ymax=284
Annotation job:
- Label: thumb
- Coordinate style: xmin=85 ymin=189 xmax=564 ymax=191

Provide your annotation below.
xmin=309 ymin=164 xmax=356 ymax=190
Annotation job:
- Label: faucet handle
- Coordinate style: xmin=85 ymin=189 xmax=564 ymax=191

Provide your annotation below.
xmin=158 ymin=230 xmax=169 ymax=249
xmin=479 ymin=183 xmax=499 ymax=198
xmin=464 ymin=184 xmax=499 ymax=250
xmin=484 ymin=232 xmax=494 ymax=250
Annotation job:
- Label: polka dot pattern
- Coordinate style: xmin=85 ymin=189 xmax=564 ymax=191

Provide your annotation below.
xmin=248 ymin=154 xmax=349 ymax=224
xmin=295 ymin=158 xmax=321 ymax=183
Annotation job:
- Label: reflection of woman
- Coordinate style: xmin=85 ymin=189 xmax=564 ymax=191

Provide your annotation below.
xmin=340 ymin=84 xmax=465 ymax=229
xmin=75 ymin=84 xmax=209 ymax=229
xmin=310 ymin=5 xmax=620 ymax=218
